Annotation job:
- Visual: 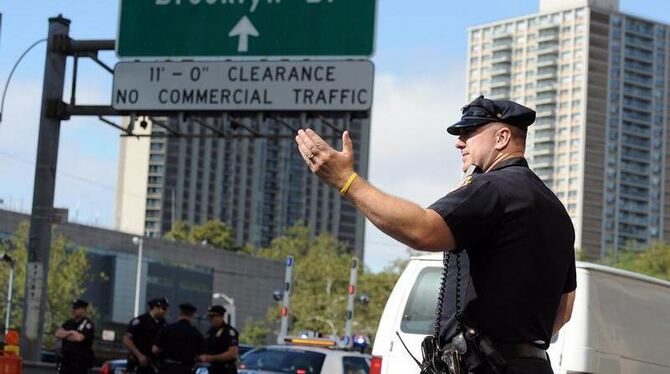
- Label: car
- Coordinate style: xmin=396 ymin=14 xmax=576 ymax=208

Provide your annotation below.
xmin=371 ymin=253 xmax=670 ymax=374
xmin=99 ymin=345 xmax=255 ymax=374
xmin=239 ymin=344 xmax=370 ymax=374
xmin=100 ymin=359 xmax=128 ymax=374
xmin=239 ymin=344 xmax=255 ymax=357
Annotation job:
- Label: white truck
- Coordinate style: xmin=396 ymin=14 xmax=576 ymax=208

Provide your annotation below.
xmin=371 ymin=253 xmax=670 ymax=374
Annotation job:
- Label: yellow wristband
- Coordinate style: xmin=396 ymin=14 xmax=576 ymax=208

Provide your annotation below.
xmin=339 ymin=172 xmax=359 ymax=196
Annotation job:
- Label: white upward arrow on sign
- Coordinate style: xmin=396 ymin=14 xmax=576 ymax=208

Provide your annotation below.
xmin=228 ymin=16 xmax=260 ymax=52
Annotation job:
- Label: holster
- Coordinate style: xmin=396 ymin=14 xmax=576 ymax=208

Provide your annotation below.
xmin=421 ymin=322 xmax=507 ymax=374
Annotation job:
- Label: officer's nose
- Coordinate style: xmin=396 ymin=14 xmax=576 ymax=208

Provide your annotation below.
xmin=455 ymin=137 xmax=466 ymax=150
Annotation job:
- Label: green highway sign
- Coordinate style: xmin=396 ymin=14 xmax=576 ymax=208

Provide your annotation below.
xmin=116 ymin=0 xmax=377 ymax=58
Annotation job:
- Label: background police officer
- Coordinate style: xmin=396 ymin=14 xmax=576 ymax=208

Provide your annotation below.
xmin=55 ymin=299 xmax=95 ymax=374
xmin=199 ymin=305 xmax=239 ymax=374
xmin=124 ymin=297 xmax=169 ymax=374
xmin=152 ymin=303 xmax=204 ymax=374
xmin=295 ymin=95 xmax=576 ymax=374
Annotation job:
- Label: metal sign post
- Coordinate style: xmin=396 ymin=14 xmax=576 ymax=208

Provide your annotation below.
xmin=22 ymin=15 xmax=69 ymax=360
xmin=342 ymin=257 xmax=358 ymax=349
xmin=277 ymin=256 xmax=294 ymax=343
xmin=117 ymin=0 xmax=377 ymax=58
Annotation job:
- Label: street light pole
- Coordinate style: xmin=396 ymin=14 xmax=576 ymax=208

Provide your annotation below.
xmin=1 ymin=253 xmax=15 ymax=333
xmin=132 ymin=237 xmax=144 ymax=317
xmin=212 ymin=292 xmax=235 ymax=326
xmin=6 ymin=267 xmax=13 ymax=331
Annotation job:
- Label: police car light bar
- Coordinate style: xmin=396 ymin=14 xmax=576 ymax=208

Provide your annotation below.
xmin=283 ymin=337 xmax=338 ymax=348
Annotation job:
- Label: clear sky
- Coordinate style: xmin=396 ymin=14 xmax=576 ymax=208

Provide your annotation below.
xmin=1 ymin=0 xmax=669 ymax=272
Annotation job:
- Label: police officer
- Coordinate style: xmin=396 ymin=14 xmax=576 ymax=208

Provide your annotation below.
xmin=199 ymin=305 xmax=240 ymax=374
xmin=55 ymin=299 xmax=95 ymax=374
xmin=123 ymin=297 xmax=170 ymax=374
xmin=295 ymin=95 xmax=576 ymax=374
xmin=152 ymin=303 xmax=204 ymax=374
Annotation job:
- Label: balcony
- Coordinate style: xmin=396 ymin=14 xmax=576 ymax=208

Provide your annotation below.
xmin=534 ymin=133 xmax=555 ymax=144
xmin=623 ymin=84 xmax=652 ymax=100
xmin=623 ymin=99 xmax=651 ymax=112
xmin=490 ymin=87 xmax=511 ymax=99
xmin=536 ymin=109 xmax=556 ymax=118
xmin=620 ymin=202 xmax=648 ymax=214
xmin=624 ymin=73 xmax=653 ymax=88
xmin=538 ymin=23 xmax=560 ymax=31
xmin=490 ymin=77 xmax=511 ymax=88
xmin=492 ymin=41 xmax=513 ymax=52
xmin=619 ymin=215 xmax=649 ymax=227
xmin=623 ymin=110 xmax=652 ymax=123
xmin=537 ymin=42 xmax=559 ymax=54
xmin=533 ymin=144 xmax=554 ymax=156
xmin=535 ymin=94 xmax=557 ymax=105
xmin=624 ymin=60 xmax=653 ymax=74
xmin=536 ymin=82 xmax=557 ymax=93
xmin=536 ymin=70 xmax=558 ymax=80
xmin=537 ymin=55 xmax=558 ymax=67
xmin=491 ymin=52 xmax=512 ymax=63
xmin=491 ymin=65 xmax=512 ymax=76
xmin=625 ymin=23 xmax=654 ymax=38
xmin=625 ymin=47 xmax=653 ymax=62
xmin=538 ymin=32 xmax=559 ymax=43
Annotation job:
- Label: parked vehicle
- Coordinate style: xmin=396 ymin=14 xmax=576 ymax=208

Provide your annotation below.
xmin=239 ymin=340 xmax=369 ymax=374
xmin=100 ymin=359 xmax=128 ymax=374
xmin=371 ymin=253 xmax=670 ymax=374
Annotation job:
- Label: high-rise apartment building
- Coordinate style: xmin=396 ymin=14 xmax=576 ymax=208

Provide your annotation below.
xmin=115 ymin=115 xmax=369 ymax=259
xmin=467 ymin=0 xmax=669 ymax=258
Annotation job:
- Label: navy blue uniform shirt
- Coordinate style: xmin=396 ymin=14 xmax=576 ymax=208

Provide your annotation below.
xmin=154 ymin=319 xmax=204 ymax=364
xmin=61 ymin=317 xmax=95 ymax=357
xmin=205 ymin=323 xmax=239 ymax=374
xmin=429 ymin=157 xmax=576 ymax=348
xmin=127 ymin=313 xmax=167 ymax=360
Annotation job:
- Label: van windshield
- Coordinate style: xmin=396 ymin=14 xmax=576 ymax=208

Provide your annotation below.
xmin=400 ymin=267 xmax=441 ymax=334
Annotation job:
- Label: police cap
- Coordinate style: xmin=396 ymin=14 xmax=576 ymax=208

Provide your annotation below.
xmin=447 ymin=95 xmax=536 ymax=135
xmin=207 ymin=305 xmax=226 ymax=316
xmin=178 ymin=302 xmax=197 ymax=313
xmin=148 ymin=297 xmax=169 ymax=308
xmin=71 ymin=298 xmax=89 ymax=309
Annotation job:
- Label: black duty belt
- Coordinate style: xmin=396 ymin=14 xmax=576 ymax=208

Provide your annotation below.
xmin=163 ymin=359 xmax=190 ymax=365
xmin=492 ymin=341 xmax=547 ymax=361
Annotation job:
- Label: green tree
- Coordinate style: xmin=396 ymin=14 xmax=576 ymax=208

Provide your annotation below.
xmin=164 ymin=220 xmax=236 ymax=251
xmin=241 ymin=318 xmax=271 ymax=346
xmin=249 ymin=223 xmax=401 ymax=343
xmin=0 ymin=221 xmax=94 ymax=349
xmin=191 ymin=220 xmax=236 ymax=249
xmin=355 ymin=269 xmax=401 ymax=337
xmin=603 ymin=242 xmax=670 ymax=281
xmin=164 ymin=221 xmax=191 ymax=242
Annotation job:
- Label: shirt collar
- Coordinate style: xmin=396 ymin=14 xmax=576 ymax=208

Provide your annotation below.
xmin=489 ymin=157 xmax=528 ymax=172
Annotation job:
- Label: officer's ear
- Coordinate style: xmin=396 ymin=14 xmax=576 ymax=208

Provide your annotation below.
xmin=494 ymin=126 xmax=512 ymax=151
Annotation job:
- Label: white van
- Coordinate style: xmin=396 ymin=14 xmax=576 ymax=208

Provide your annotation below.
xmin=371 ymin=253 xmax=670 ymax=374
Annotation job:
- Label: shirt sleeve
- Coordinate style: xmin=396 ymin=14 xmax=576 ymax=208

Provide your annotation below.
xmin=229 ymin=328 xmax=239 ymax=347
xmin=81 ymin=320 xmax=95 ymax=346
xmin=563 ymin=250 xmax=577 ymax=293
xmin=427 ymin=175 xmax=503 ymax=250
xmin=127 ymin=318 xmax=140 ymax=335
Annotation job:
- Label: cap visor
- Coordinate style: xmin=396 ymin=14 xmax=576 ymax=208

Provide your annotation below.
xmin=447 ymin=117 xmax=494 ymax=135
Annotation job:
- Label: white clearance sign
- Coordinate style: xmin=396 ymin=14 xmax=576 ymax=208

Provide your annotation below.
xmin=112 ymin=60 xmax=374 ymax=111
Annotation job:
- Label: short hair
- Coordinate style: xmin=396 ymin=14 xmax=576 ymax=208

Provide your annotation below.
xmin=506 ymin=124 xmax=527 ymax=146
